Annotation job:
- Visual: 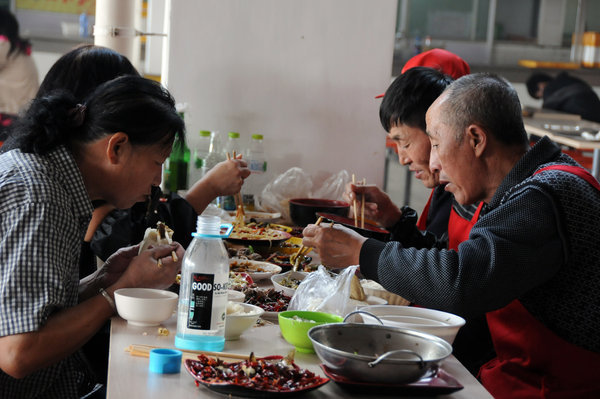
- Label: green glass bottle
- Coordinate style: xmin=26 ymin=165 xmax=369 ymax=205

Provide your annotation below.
xmin=165 ymin=111 xmax=190 ymax=194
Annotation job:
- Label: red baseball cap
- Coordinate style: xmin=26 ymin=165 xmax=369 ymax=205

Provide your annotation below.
xmin=375 ymin=49 xmax=470 ymax=98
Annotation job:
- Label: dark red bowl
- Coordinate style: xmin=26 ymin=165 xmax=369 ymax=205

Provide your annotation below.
xmin=316 ymin=212 xmax=391 ymax=242
xmin=289 ymin=198 xmax=350 ymax=227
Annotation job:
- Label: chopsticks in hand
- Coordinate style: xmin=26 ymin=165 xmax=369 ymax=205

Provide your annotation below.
xmin=352 ymin=174 xmax=366 ymax=229
xmin=227 ymin=151 xmax=245 ymax=226
xmin=291 ymin=216 xmax=323 ymax=271
xmin=361 ymin=178 xmax=366 ymax=229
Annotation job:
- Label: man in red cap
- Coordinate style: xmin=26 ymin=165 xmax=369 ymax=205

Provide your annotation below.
xmin=344 ymin=51 xmax=494 ymax=375
xmin=401 ymin=48 xmax=470 ymax=79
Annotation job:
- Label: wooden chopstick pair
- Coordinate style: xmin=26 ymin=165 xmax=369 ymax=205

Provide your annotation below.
xmin=226 ymin=151 xmax=245 ymax=224
xmin=125 ymin=344 xmax=248 ymax=363
xmin=291 ymin=216 xmax=324 ymax=271
xmin=352 ymin=174 xmax=366 ymax=229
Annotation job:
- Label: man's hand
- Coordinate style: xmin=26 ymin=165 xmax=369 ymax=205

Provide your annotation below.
xmin=342 ymin=183 xmax=402 ymax=229
xmin=301 ymin=222 xmax=367 ymax=268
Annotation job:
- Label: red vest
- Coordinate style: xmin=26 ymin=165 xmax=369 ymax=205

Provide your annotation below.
xmin=416 ymin=189 xmax=483 ymax=251
xmin=480 ymin=165 xmax=600 ymax=398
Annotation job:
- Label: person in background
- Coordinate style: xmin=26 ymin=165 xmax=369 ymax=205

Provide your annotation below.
xmin=0 ymin=75 xmax=186 ymax=398
xmin=526 ymin=71 xmax=600 ymax=123
xmin=304 ymin=73 xmax=600 ymax=398
xmin=0 ymin=7 xmax=38 ymax=142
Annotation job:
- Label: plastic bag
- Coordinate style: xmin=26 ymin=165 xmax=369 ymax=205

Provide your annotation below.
xmin=312 ymin=169 xmax=351 ymax=200
xmin=260 ymin=167 xmax=313 ymax=222
xmin=201 ymin=203 xmax=233 ymax=221
xmin=288 ymin=265 xmax=362 ymax=316
xmin=259 ymin=168 xmax=351 ymax=223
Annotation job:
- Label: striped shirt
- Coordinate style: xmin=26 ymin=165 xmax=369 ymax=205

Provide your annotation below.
xmin=0 ymin=146 xmax=94 ymax=398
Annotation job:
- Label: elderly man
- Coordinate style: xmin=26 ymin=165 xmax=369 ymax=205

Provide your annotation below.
xmin=303 ymin=73 xmax=600 ymax=398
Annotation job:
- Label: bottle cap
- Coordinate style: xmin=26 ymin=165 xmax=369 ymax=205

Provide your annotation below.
xmin=251 ymin=134 xmax=263 ymax=140
xmin=228 ymin=132 xmax=240 ymax=139
xmin=199 ymin=130 xmax=211 ymax=137
xmin=149 ymin=348 xmax=182 ymax=374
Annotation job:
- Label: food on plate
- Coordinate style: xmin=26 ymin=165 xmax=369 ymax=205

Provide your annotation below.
xmin=243 ymin=288 xmax=291 ymax=312
xmin=279 ymin=276 xmax=303 ymax=290
xmin=227 ymin=246 xmax=263 ymax=260
xmin=229 ymin=223 xmax=290 ymax=242
xmin=230 ymin=259 xmax=270 ymax=273
xmin=265 ymin=252 xmax=312 ymax=270
xmin=350 ymin=275 xmax=366 ymax=301
xmin=185 ymin=352 xmax=328 ymax=393
xmin=280 ymin=240 xmax=301 ymax=249
xmin=229 ymin=272 xmax=255 ymax=290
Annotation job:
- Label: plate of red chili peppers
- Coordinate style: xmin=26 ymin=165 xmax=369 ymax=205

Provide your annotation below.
xmin=242 ymin=288 xmax=291 ymax=322
xmin=185 ymin=353 xmax=329 ymax=397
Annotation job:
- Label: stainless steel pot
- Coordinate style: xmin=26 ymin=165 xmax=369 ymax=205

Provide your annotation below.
xmin=308 ymin=319 xmax=452 ymax=384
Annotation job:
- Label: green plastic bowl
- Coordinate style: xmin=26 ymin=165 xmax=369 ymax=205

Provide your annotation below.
xmin=278 ymin=310 xmax=343 ymax=353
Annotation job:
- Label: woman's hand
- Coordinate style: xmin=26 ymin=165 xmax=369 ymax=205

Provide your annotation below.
xmin=301 ymin=222 xmax=367 ymax=268
xmin=342 ymin=183 xmax=402 ymax=228
xmin=184 ymin=155 xmax=251 ymax=214
xmin=111 ymin=242 xmax=184 ymax=290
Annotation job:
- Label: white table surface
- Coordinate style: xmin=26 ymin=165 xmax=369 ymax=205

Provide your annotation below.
xmin=523 ymin=117 xmax=600 ymax=178
xmin=107 ymin=313 xmax=493 ymax=398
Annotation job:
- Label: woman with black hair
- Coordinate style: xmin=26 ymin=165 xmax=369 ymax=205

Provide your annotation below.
xmin=0 ymin=7 xmax=38 ymax=138
xmin=0 ymin=75 xmax=186 ymax=398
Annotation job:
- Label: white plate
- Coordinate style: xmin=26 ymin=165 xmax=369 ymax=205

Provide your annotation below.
xmin=228 ymin=210 xmax=282 ymax=223
xmin=229 ymin=258 xmax=282 ymax=281
xmin=270 ymin=271 xmax=309 ymax=297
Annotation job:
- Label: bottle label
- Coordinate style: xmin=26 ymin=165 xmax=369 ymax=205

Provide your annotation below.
xmin=217 ymin=195 xmax=237 ymax=211
xmin=186 ymin=273 xmax=228 ymax=330
xmin=248 ymin=160 xmax=266 ymax=174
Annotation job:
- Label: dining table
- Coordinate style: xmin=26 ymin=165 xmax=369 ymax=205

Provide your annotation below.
xmin=107 ymin=308 xmax=493 ymax=398
xmin=523 ymin=116 xmax=600 ymax=178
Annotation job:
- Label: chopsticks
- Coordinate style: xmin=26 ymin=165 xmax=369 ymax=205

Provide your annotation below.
xmin=352 ymin=174 xmax=358 ymax=227
xmin=361 ymin=178 xmax=366 ymax=229
xmin=227 ymin=151 xmax=245 ymax=226
xmin=291 ymin=216 xmax=323 ymax=271
xmin=125 ymin=344 xmax=249 ymax=363
xmin=352 ymin=174 xmax=366 ymax=229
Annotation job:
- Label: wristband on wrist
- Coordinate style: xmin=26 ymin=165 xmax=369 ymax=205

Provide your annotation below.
xmin=99 ymin=288 xmax=116 ymax=312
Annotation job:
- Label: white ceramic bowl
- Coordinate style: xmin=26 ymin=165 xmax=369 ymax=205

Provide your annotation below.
xmin=225 ymin=302 xmax=264 ymax=340
xmin=270 ymin=271 xmax=308 ymax=297
xmin=228 ymin=289 xmax=245 ymax=302
xmin=114 ymin=288 xmax=178 ymax=327
xmin=357 ymin=305 xmax=465 ymax=344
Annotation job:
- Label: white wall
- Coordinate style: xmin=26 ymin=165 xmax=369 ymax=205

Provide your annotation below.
xmin=164 ymin=0 xmax=398 ymax=189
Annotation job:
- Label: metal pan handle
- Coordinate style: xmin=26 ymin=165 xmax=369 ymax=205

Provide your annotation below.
xmin=343 ymin=310 xmax=384 ymax=325
xmin=368 ymin=349 xmax=424 ymax=369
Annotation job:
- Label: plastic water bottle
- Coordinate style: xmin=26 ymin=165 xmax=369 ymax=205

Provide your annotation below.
xmin=175 ymin=215 xmax=231 ymax=351
xmin=189 ymin=130 xmax=212 ymax=185
xmin=218 ymin=132 xmax=241 ymax=211
xmin=242 ymin=134 xmax=267 ymax=210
